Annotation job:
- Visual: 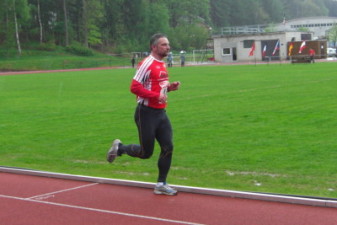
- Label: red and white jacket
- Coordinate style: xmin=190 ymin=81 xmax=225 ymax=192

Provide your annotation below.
xmin=130 ymin=55 xmax=169 ymax=109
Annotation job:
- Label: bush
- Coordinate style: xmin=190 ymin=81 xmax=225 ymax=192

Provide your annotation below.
xmin=36 ymin=42 xmax=57 ymax=51
xmin=65 ymin=45 xmax=94 ymax=56
xmin=0 ymin=49 xmax=19 ymax=58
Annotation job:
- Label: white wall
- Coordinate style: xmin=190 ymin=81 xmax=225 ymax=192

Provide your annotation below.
xmin=213 ymin=32 xmax=311 ymax=63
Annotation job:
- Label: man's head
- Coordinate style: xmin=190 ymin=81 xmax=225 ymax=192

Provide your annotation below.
xmin=150 ymin=33 xmax=170 ymax=60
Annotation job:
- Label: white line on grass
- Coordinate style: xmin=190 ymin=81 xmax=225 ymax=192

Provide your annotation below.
xmin=0 ymin=194 xmax=205 ymax=225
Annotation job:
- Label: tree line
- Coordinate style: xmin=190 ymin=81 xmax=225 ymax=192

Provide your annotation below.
xmin=1 ymin=0 xmax=337 ymax=56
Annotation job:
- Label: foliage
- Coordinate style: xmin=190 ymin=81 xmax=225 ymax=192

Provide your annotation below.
xmin=264 ymin=23 xmax=277 ymax=33
xmin=0 ymin=52 xmax=135 ymax=71
xmin=169 ymin=24 xmax=209 ymax=51
xmin=65 ymin=44 xmax=94 ymax=56
xmin=0 ymin=0 xmax=30 ymax=49
xmin=297 ymin=27 xmax=310 ymax=32
xmin=328 ymin=24 xmax=337 ymax=47
xmin=1 ymin=0 xmax=337 ymax=54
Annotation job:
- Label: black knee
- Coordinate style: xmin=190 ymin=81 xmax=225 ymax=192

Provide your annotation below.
xmin=160 ymin=144 xmax=173 ymax=157
xmin=139 ymin=151 xmax=153 ymax=159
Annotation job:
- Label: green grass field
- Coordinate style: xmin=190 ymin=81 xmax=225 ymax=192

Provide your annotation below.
xmin=0 ymin=49 xmax=132 ymax=71
xmin=1 ymin=62 xmax=337 ymax=198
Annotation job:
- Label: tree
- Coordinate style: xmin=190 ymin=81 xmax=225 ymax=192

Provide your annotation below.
xmin=0 ymin=1 xmax=10 ymax=46
xmin=282 ymin=0 xmax=328 ymax=19
xmin=64 ymin=0 xmax=103 ymax=47
xmin=324 ymin=0 xmax=337 ymax=17
xmin=36 ymin=0 xmax=42 ymax=43
xmin=165 ymin=0 xmax=210 ymax=27
xmin=13 ymin=1 xmax=22 ymax=54
xmin=63 ymin=0 xmax=69 ymax=46
xmin=80 ymin=0 xmax=88 ymax=47
xmin=328 ymin=24 xmax=337 ymax=48
xmin=3 ymin=0 xmax=30 ymax=55
xmin=260 ymin=0 xmax=284 ymax=23
xmin=140 ymin=0 xmax=170 ymax=47
xmin=210 ymin=0 xmax=231 ymax=27
xmin=2 ymin=0 xmax=337 ymax=54
xmin=226 ymin=0 xmax=254 ymax=25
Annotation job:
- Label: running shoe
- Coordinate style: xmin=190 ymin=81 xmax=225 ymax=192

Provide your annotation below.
xmin=106 ymin=139 xmax=121 ymax=163
xmin=154 ymin=184 xmax=178 ymax=196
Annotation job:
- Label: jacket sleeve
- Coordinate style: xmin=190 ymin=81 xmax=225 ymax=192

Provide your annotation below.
xmin=130 ymin=79 xmax=160 ymax=99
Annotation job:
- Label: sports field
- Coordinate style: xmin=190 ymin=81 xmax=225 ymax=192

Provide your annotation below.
xmin=1 ymin=62 xmax=336 ymax=198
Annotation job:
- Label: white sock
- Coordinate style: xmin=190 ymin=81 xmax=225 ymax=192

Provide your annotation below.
xmin=156 ymin=182 xmax=165 ymax=187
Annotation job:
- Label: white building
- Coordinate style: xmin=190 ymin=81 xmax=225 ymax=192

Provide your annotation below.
xmin=213 ymin=17 xmax=336 ymax=63
xmin=275 ymin=16 xmax=337 ymax=39
xmin=213 ymin=31 xmax=316 ymax=63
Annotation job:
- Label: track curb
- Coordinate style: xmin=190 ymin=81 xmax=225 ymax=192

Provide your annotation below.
xmin=1 ymin=166 xmax=336 ymax=208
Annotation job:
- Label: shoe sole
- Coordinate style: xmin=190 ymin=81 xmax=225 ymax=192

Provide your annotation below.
xmin=107 ymin=139 xmax=121 ymax=163
xmin=153 ymin=190 xmax=178 ymax=196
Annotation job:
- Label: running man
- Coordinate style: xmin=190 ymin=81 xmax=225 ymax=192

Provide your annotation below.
xmin=107 ymin=33 xmax=181 ymax=196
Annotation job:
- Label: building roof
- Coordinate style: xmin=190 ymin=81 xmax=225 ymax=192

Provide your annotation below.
xmin=284 ymin=16 xmax=337 ymax=24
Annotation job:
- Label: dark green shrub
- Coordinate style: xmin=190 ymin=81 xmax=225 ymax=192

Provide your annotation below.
xmin=65 ymin=45 xmax=94 ymax=56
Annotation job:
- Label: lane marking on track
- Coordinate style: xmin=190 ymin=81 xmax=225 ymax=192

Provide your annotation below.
xmin=1 ymin=166 xmax=337 ymax=208
xmin=27 ymin=183 xmax=99 ymax=200
xmin=0 ymin=194 xmax=205 ymax=225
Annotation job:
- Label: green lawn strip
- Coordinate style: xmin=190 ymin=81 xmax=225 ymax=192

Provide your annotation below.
xmin=1 ymin=63 xmax=336 ymax=197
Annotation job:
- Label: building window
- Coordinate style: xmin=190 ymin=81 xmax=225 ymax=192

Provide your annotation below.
xmin=222 ymin=48 xmax=231 ymax=55
xmin=301 ymin=33 xmax=312 ymax=40
xmin=243 ymin=40 xmax=254 ymax=48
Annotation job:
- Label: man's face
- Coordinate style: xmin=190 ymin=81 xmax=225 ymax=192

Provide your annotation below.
xmin=153 ymin=37 xmax=170 ymax=59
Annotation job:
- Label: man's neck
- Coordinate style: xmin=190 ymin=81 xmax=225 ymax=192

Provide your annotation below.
xmin=151 ymin=53 xmax=164 ymax=61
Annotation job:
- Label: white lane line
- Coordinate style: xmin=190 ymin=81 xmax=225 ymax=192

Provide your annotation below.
xmin=0 ymin=194 xmax=205 ymax=225
xmin=3 ymin=166 xmax=335 ymax=208
xmin=27 ymin=183 xmax=99 ymax=200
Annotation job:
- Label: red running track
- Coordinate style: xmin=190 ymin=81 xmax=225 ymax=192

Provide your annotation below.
xmin=1 ymin=172 xmax=337 ymax=225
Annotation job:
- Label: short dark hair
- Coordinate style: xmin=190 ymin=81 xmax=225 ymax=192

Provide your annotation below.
xmin=150 ymin=33 xmax=167 ymax=48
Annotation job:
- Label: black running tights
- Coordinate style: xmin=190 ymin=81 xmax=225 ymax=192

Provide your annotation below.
xmin=120 ymin=104 xmax=174 ymax=183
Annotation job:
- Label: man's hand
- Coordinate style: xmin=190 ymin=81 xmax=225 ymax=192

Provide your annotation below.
xmin=158 ymin=92 xmax=167 ymax=103
xmin=168 ymin=81 xmax=180 ymax=91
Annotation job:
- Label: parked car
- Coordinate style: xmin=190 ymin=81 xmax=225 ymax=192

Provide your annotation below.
xmin=327 ymin=48 xmax=336 ymax=57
